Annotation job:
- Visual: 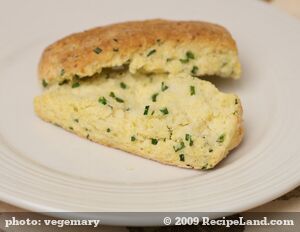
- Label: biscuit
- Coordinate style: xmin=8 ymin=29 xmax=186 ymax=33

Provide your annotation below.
xmin=39 ymin=19 xmax=241 ymax=86
xmin=35 ymin=19 xmax=243 ymax=169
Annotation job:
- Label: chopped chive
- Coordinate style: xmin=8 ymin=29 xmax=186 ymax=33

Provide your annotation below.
xmin=72 ymin=82 xmax=80 ymax=88
xmin=86 ymin=134 xmax=90 ymax=139
xmin=166 ymin=58 xmax=173 ymax=62
xmin=151 ymin=138 xmax=158 ymax=145
xmin=151 ymin=93 xmax=159 ymax=102
xmin=191 ymin=66 xmax=198 ymax=75
xmin=185 ymin=134 xmax=193 ymax=146
xmin=180 ymin=51 xmax=195 ymax=63
xmin=190 ymin=86 xmax=195 ymax=95
xmin=93 ymin=47 xmax=102 ymax=54
xmin=113 ymin=38 xmax=118 ymax=42
xmin=60 ymin=69 xmax=65 ymax=76
xmin=74 ymin=119 xmax=79 ymax=123
xmin=131 ymin=136 xmax=136 ymax=142
xmin=161 ymin=82 xmax=169 ymax=91
xmin=179 ymin=154 xmax=185 ymax=162
xmin=185 ymin=134 xmax=190 ymax=141
xmin=109 ymin=92 xmax=116 ymax=98
xmin=209 ymin=149 xmax=213 ymax=153
xmin=156 ymin=39 xmax=161 ymax=43
xmin=98 ymin=96 xmax=107 ymax=105
xmin=144 ymin=105 xmax=150 ymax=115
xmin=179 ymin=58 xmax=189 ymax=64
xmin=217 ymin=133 xmax=225 ymax=143
xmin=74 ymin=74 xmax=80 ymax=80
xmin=42 ymin=79 xmax=48 ymax=87
xmin=59 ymin=79 xmax=69 ymax=86
xmin=109 ymin=92 xmax=124 ymax=103
xmin=160 ymin=107 xmax=169 ymax=115
xmin=113 ymin=48 xmax=119 ymax=52
xmin=69 ymin=127 xmax=73 ymax=130
xmin=147 ymin=49 xmax=156 ymax=57
xmin=173 ymin=141 xmax=185 ymax=152
xmin=106 ymin=128 xmax=111 ymax=132
xmin=120 ymin=82 xmax=127 ymax=89
xmin=115 ymin=97 xmax=124 ymax=103
xmin=186 ymin=51 xmax=195 ymax=59
xmin=151 ymin=110 xmax=155 ymax=115
xmin=202 ymin=163 xmax=209 ymax=170
xmin=235 ymin=99 xmax=238 ymax=104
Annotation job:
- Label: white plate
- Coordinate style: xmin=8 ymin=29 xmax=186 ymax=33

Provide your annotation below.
xmin=0 ymin=0 xmax=300 ymax=226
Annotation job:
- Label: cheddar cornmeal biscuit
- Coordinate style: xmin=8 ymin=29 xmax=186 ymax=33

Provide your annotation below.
xmin=34 ymin=19 xmax=243 ymax=169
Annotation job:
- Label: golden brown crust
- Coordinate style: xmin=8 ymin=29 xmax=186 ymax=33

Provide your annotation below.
xmin=39 ymin=19 xmax=240 ymax=84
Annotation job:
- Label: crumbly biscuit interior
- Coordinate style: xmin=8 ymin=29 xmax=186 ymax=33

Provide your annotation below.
xmin=35 ymin=69 xmax=242 ymax=169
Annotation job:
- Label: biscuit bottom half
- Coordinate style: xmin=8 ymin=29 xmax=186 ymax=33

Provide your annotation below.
xmin=34 ymin=71 xmax=243 ymax=169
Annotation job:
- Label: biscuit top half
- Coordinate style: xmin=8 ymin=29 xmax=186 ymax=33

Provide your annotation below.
xmin=39 ymin=19 xmax=241 ymax=86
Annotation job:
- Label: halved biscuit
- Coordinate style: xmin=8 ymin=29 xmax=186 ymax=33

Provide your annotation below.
xmin=39 ymin=19 xmax=241 ymax=86
xmin=35 ymin=19 xmax=243 ymax=169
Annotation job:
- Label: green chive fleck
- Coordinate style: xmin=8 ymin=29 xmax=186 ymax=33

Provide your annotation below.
xmin=191 ymin=66 xmax=198 ymax=75
xmin=107 ymin=128 xmax=111 ymax=132
xmin=160 ymin=107 xmax=169 ymax=115
xmin=185 ymin=134 xmax=190 ymax=141
xmin=144 ymin=105 xmax=150 ymax=115
xmin=69 ymin=127 xmax=73 ymax=130
xmin=147 ymin=49 xmax=156 ymax=57
xmin=180 ymin=51 xmax=195 ymax=63
xmin=109 ymin=92 xmax=124 ymax=103
xmin=74 ymin=119 xmax=79 ymax=123
xmin=86 ymin=134 xmax=90 ymax=139
xmin=217 ymin=134 xmax=225 ymax=143
xmin=190 ymin=86 xmax=195 ymax=96
xmin=120 ymin=82 xmax=127 ymax=89
xmin=74 ymin=74 xmax=80 ymax=80
xmin=93 ymin=47 xmax=102 ymax=54
xmin=131 ymin=136 xmax=136 ymax=142
xmin=161 ymin=82 xmax=169 ymax=91
xmin=98 ymin=96 xmax=107 ymax=105
xmin=151 ymin=138 xmax=158 ymax=145
xmin=209 ymin=149 xmax=213 ymax=153
xmin=166 ymin=58 xmax=173 ymax=62
xmin=186 ymin=51 xmax=195 ymax=59
xmin=173 ymin=141 xmax=185 ymax=152
xmin=42 ymin=79 xmax=48 ymax=87
xmin=179 ymin=58 xmax=189 ymax=63
xmin=202 ymin=163 xmax=209 ymax=170
xmin=113 ymin=38 xmax=118 ymax=42
xmin=115 ymin=97 xmax=124 ymax=103
xmin=60 ymin=69 xmax=65 ymax=76
xmin=59 ymin=79 xmax=69 ymax=85
xmin=72 ymin=82 xmax=80 ymax=88
xmin=179 ymin=154 xmax=185 ymax=162
xmin=185 ymin=134 xmax=193 ymax=146
xmin=113 ymin=48 xmax=119 ymax=52
xmin=151 ymin=93 xmax=159 ymax=102
xmin=109 ymin=92 xmax=116 ymax=98
xmin=235 ymin=99 xmax=238 ymax=104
